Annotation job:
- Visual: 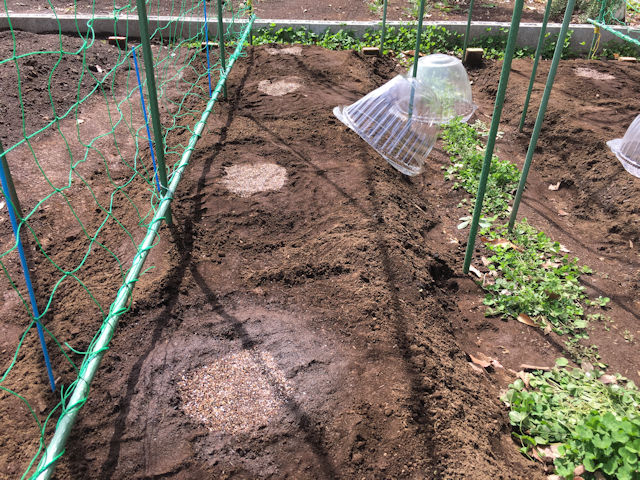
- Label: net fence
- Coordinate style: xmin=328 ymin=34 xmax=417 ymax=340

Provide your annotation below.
xmin=0 ymin=1 xmax=251 ymax=477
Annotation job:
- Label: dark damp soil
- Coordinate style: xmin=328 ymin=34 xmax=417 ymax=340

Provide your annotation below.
xmin=1 ymin=38 xmax=639 ymax=479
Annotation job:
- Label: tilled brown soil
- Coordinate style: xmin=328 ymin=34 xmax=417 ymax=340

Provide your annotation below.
xmin=45 ymin=46 xmax=542 ymax=479
xmin=1 ymin=40 xmax=640 ymax=479
xmin=3 ymin=0 xmax=549 ymax=24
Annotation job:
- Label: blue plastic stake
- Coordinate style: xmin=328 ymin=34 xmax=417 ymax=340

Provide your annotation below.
xmin=0 ymin=148 xmax=55 ymax=392
xmin=131 ymin=48 xmax=162 ymax=193
xmin=203 ymin=0 xmax=213 ymax=97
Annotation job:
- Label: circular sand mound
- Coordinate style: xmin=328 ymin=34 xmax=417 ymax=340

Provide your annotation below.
xmin=222 ymin=163 xmax=287 ymax=197
xmin=178 ymin=349 xmax=292 ymax=434
xmin=258 ymin=77 xmax=302 ymax=96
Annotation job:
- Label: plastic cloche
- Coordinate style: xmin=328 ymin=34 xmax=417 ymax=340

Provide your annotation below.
xmin=607 ymin=113 xmax=640 ymax=178
xmin=408 ymin=53 xmax=476 ymax=124
xmin=334 ymin=75 xmax=442 ymax=176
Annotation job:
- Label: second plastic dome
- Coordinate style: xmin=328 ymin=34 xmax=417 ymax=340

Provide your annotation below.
xmin=408 ymin=53 xmax=476 ymax=124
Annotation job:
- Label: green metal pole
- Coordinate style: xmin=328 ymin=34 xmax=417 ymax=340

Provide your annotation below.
xmin=249 ymin=0 xmax=254 ymax=45
xmin=462 ymin=0 xmax=475 ymax=61
xmin=33 ymin=17 xmax=256 ymax=480
xmin=412 ymin=0 xmax=427 ymax=78
xmin=589 ymin=0 xmax=609 ymax=57
xmin=380 ymin=0 xmax=388 ymax=54
xmin=508 ymin=0 xmax=576 ymax=231
xmin=0 ymin=141 xmax=23 ymax=217
xmin=407 ymin=0 xmax=426 ymax=119
xmin=518 ymin=0 xmax=553 ymax=132
xmin=217 ymin=0 xmax=228 ymax=100
xmin=462 ymin=0 xmax=524 ymax=274
xmin=135 ymin=0 xmax=172 ymax=224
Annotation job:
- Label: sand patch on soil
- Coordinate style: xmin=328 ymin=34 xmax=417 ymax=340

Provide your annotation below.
xmin=258 ymin=77 xmax=303 ymax=96
xmin=178 ymin=349 xmax=292 ymax=434
xmin=266 ymin=46 xmax=302 ymax=56
xmin=574 ymin=67 xmax=615 ymax=80
xmin=222 ymin=163 xmax=287 ymax=196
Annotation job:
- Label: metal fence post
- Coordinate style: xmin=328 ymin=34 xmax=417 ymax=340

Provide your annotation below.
xmin=0 ymin=141 xmax=55 ymax=391
xmin=380 ymin=0 xmax=388 ymax=53
xmin=135 ymin=0 xmax=172 ymax=224
xmin=463 ymin=0 xmax=476 ymax=61
xmin=518 ymin=0 xmax=553 ymax=132
xmin=217 ymin=0 xmax=228 ymax=99
xmin=508 ymin=0 xmax=577 ymax=231
xmin=462 ymin=0 xmax=524 ymax=274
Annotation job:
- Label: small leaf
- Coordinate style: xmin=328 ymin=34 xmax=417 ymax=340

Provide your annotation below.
xmin=548 ymin=182 xmax=561 ymax=191
xmin=509 ymin=410 xmax=527 ymax=424
xmin=555 ymin=357 xmax=569 ymax=367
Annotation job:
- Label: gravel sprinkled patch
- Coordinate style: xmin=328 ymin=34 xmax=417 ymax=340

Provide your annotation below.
xmin=573 ymin=67 xmax=615 ymax=81
xmin=266 ymin=46 xmax=302 ymax=56
xmin=222 ymin=163 xmax=287 ymax=197
xmin=178 ymin=349 xmax=292 ymax=434
xmin=258 ymin=77 xmax=303 ymax=96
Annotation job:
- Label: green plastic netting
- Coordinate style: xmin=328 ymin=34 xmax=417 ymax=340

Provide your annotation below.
xmin=0 ymin=1 xmax=252 ymax=478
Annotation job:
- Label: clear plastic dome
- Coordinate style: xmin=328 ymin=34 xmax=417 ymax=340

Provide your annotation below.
xmin=408 ymin=53 xmax=476 ymax=124
xmin=607 ymin=114 xmax=640 ymax=178
xmin=334 ymin=75 xmax=442 ymax=176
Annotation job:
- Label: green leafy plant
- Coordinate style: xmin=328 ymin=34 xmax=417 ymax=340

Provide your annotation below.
xmin=251 ymin=22 xmax=634 ymax=60
xmin=481 ymin=220 xmax=592 ymax=339
xmin=441 ymin=119 xmax=519 ymax=220
xmin=503 ymin=360 xmax=640 ymax=479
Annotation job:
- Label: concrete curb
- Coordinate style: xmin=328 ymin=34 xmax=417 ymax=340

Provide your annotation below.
xmin=1 ymin=13 xmax=639 ymax=52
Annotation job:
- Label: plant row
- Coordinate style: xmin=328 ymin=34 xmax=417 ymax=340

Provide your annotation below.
xmin=251 ymin=23 xmax=640 ymax=60
xmin=441 ymin=120 xmax=637 ymax=480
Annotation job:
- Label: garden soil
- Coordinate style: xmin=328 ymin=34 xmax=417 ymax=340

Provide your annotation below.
xmin=1 ymin=39 xmax=640 ymax=479
xmin=5 ymin=0 xmax=550 ymax=24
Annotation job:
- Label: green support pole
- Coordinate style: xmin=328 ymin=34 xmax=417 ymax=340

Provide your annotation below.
xmin=0 ymin=142 xmax=23 ymax=217
xmin=462 ymin=0 xmax=524 ymax=274
xmin=518 ymin=0 xmax=553 ymax=132
xmin=589 ymin=0 xmax=609 ymax=57
xmin=217 ymin=0 xmax=227 ymax=100
xmin=135 ymin=0 xmax=172 ymax=224
xmin=508 ymin=0 xmax=577 ymax=231
xmin=407 ymin=0 xmax=426 ymax=119
xmin=380 ymin=0 xmax=388 ymax=54
xmin=248 ymin=0 xmax=254 ymax=45
xmin=412 ymin=0 xmax=427 ymax=78
xmin=462 ymin=0 xmax=475 ymax=61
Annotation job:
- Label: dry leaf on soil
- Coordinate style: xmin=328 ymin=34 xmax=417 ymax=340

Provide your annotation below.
xmin=548 ymin=182 xmax=561 ymax=191
xmin=516 ymin=370 xmax=530 ymax=388
xmin=520 ymin=363 xmax=551 ymax=372
xmin=468 ymin=352 xmax=492 ymax=369
xmin=468 ymin=264 xmax=482 ymax=278
xmin=600 ymin=374 xmax=617 ymax=385
xmin=517 ymin=313 xmax=536 ymax=327
xmin=482 ymin=237 xmax=519 ymax=250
